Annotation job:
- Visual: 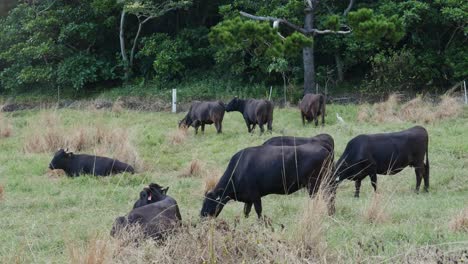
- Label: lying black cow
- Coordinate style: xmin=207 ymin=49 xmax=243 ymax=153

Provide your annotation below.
xmin=299 ymin=94 xmax=326 ymax=126
xmin=335 ymin=126 xmax=429 ymax=197
xmin=111 ymin=185 xmax=182 ymax=240
xmin=200 ymin=143 xmax=335 ymax=219
xmin=48 ymin=149 xmax=134 ymax=177
xmin=225 ymin=97 xmax=274 ymax=133
xmin=179 ymin=101 xmax=225 ymax=134
xmin=262 ymin=133 xmax=334 ymax=153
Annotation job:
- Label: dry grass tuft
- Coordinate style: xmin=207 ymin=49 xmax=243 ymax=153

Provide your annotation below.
xmin=0 ymin=184 xmax=4 ymax=201
xmin=47 ymin=169 xmax=67 ymax=180
xmin=434 ymin=96 xmax=463 ymax=120
xmin=111 ymin=98 xmax=125 ymax=113
xmin=449 ymin=207 xmax=468 ymax=232
xmin=203 ymin=169 xmax=221 ymax=194
xmin=362 ymin=193 xmax=389 ymax=224
xmin=357 ymin=94 xmax=463 ymax=123
xmin=0 ymin=113 xmax=13 ymax=138
xmin=168 ymin=128 xmax=188 ymax=145
xmin=179 ymin=159 xmax=206 ymax=178
xmin=68 ymin=235 xmax=113 ymax=264
xmin=294 ymin=193 xmax=329 ymax=260
xmin=23 ymin=111 xmax=143 ymax=170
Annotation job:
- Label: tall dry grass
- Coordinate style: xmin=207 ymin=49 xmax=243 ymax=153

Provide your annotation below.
xmin=358 ymin=94 xmax=463 ymax=123
xmin=0 ymin=113 xmax=13 ymax=138
xmin=179 ymin=159 xmax=205 ymax=178
xmin=167 ymin=127 xmax=188 ymax=145
xmin=449 ymin=207 xmax=468 ymax=232
xmin=23 ymin=111 xmax=143 ymax=170
xmin=362 ymin=193 xmax=389 ymax=224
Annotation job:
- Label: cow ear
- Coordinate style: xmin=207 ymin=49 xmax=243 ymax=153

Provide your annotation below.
xmin=66 ymin=152 xmax=74 ymax=158
xmin=162 ymin=187 xmax=169 ymax=194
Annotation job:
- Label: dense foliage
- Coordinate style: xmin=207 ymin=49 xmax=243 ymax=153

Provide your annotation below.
xmin=0 ymin=0 xmax=466 ymax=95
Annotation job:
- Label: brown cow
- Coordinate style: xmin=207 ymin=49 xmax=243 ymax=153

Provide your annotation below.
xmin=299 ymin=94 xmax=326 ymax=126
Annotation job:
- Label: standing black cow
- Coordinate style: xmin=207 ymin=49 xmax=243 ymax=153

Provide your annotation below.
xmin=179 ymin=101 xmax=225 ymax=134
xmin=111 ymin=186 xmax=182 ymax=240
xmin=48 ymin=149 xmax=134 ymax=177
xmin=200 ymin=144 xmax=335 ymax=219
xmin=299 ymin=94 xmax=326 ymax=126
xmin=225 ymin=97 xmax=274 ymax=133
xmin=335 ymin=126 xmax=429 ymax=197
xmin=133 ymin=183 xmax=169 ymax=209
xmin=262 ymin=133 xmax=334 ymax=153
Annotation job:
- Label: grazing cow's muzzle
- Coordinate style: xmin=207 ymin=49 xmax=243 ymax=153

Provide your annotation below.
xmin=48 ymin=163 xmax=54 ymax=170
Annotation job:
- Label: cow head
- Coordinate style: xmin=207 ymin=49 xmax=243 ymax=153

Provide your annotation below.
xmin=133 ymin=183 xmax=169 ymax=209
xmin=200 ymin=188 xmax=230 ymax=218
xmin=49 ymin=148 xmax=73 ymax=170
xmin=225 ymin=97 xmax=240 ymax=112
xmin=334 ymin=157 xmax=352 ymax=183
xmin=178 ymin=115 xmax=192 ymax=128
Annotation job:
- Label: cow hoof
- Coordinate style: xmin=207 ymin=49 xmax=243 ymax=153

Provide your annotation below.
xmin=354 ymin=194 xmax=360 ymax=198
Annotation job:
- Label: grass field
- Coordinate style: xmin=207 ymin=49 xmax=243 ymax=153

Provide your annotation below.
xmin=0 ymin=101 xmax=467 ymax=263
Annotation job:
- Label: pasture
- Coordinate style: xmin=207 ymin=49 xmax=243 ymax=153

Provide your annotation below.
xmin=0 ymin=101 xmax=467 ymax=263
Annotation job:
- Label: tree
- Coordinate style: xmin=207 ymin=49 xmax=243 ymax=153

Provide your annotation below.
xmin=119 ymin=0 xmax=191 ymax=80
xmin=240 ymin=0 xmax=352 ymax=94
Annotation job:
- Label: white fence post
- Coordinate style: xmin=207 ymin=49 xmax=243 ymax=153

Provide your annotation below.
xmin=172 ymin=89 xmax=177 ymax=113
xmin=464 ymin=80 xmax=467 ymax=105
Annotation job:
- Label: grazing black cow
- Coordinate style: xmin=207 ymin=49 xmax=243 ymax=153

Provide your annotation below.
xmin=262 ymin=133 xmax=334 ymax=153
xmin=299 ymin=94 xmax=326 ymax=126
xmin=335 ymin=126 xmax=429 ymax=197
xmin=200 ymin=144 xmax=335 ymax=219
xmin=179 ymin=101 xmax=225 ymax=134
xmin=111 ymin=187 xmax=182 ymax=240
xmin=48 ymin=149 xmax=134 ymax=177
xmin=133 ymin=183 xmax=169 ymax=209
xmin=225 ymin=97 xmax=274 ymax=133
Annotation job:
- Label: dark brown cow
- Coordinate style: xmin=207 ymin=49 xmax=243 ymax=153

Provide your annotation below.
xmin=335 ymin=126 xmax=430 ymax=197
xmin=299 ymin=94 xmax=326 ymax=126
xmin=179 ymin=101 xmax=225 ymax=134
xmin=225 ymin=97 xmax=274 ymax=133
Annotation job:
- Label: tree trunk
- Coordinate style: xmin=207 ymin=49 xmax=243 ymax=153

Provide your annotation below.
xmin=335 ymin=53 xmax=344 ymax=82
xmin=130 ymin=20 xmax=143 ymax=68
xmin=303 ymin=7 xmax=315 ymax=94
xmin=120 ymin=10 xmax=130 ymax=81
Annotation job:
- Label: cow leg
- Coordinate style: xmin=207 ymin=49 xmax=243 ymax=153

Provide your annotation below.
xmin=245 ymin=120 xmax=252 ymax=132
xmin=301 ymin=113 xmax=306 ymax=126
xmin=258 ymin=122 xmax=265 ymax=134
xmin=314 ymin=114 xmax=319 ymax=127
xmin=251 ymin=123 xmax=257 ymax=133
xmin=201 ymin=124 xmax=205 ymax=134
xmin=215 ymin=121 xmax=222 ymax=133
xmin=354 ymin=180 xmax=362 ymax=198
xmin=415 ymin=167 xmax=424 ymax=193
xmin=267 ymin=118 xmax=272 ymax=132
xmin=194 ymin=126 xmax=199 ymax=135
xmin=370 ymin=174 xmax=377 ymax=193
xmin=253 ymin=199 xmax=263 ymax=219
xmin=244 ymin=202 xmax=252 ymax=218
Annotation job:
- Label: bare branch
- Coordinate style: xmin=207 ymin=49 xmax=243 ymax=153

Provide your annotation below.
xmin=343 ymin=0 xmax=355 ymax=16
xmin=240 ymin=11 xmax=309 ymax=35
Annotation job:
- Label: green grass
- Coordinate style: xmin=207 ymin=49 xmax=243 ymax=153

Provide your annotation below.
xmin=0 ymin=105 xmax=467 ymax=263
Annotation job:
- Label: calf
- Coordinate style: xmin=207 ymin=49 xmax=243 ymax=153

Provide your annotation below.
xmin=200 ymin=143 xmax=335 ymax=219
xmin=335 ymin=126 xmax=429 ymax=197
xmin=48 ymin=149 xmax=134 ymax=177
xmin=111 ymin=194 xmax=182 ymax=240
xmin=225 ymin=97 xmax=273 ymax=133
xmin=299 ymin=94 xmax=326 ymax=126
xmin=179 ymin=101 xmax=225 ymax=134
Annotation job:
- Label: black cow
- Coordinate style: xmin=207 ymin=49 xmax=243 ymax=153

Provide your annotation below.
xmin=225 ymin=97 xmax=274 ymax=133
xmin=48 ymin=149 xmax=134 ymax=177
xmin=200 ymin=144 xmax=335 ymax=219
xmin=111 ymin=186 xmax=182 ymax=240
xmin=179 ymin=101 xmax=225 ymax=134
xmin=133 ymin=183 xmax=169 ymax=209
xmin=335 ymin=126 xmax=429 ymax=197
xmin=299 ymin=94 xmax=326 ymax=126
xmin=262 ymin=133 xmax=334 ymax=153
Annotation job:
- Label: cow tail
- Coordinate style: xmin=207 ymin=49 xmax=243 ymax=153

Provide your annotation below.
xmin=424 ymin=143 xmax=429 ymax=188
